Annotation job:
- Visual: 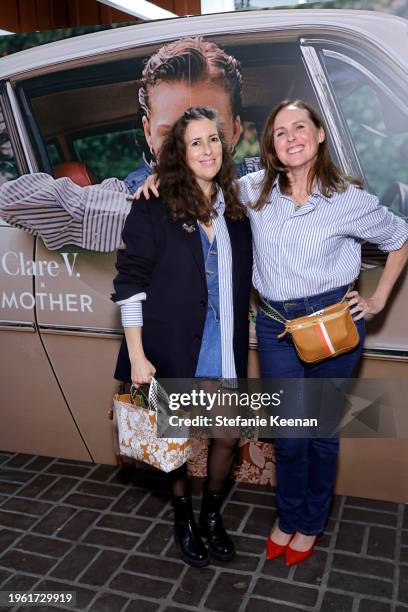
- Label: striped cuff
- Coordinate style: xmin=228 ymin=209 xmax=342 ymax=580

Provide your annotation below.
xmin=116 ymin=292 xmax=146 ymax=306
xmin=120 ymin=301 xmax=143 ymax=327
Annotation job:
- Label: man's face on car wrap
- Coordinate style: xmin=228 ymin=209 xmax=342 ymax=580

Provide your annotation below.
xmin=142 ymin=79 xmax=241 ymax=157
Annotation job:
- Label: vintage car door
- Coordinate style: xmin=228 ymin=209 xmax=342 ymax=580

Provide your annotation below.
xmin=7 ymin=50 xmax=148 ymax=464
xmin=300 ymin=34 xmax=408 ymax=501
xmin=300 ymin=35 xmax=408 ymax=358
xmin=0 ymin=85 xmax=92 ymax=460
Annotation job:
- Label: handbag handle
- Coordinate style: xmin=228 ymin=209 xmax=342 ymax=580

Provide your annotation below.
xmin=130 ymin=383 xmax=150 ymax=407
xmin=130 ymin=376 xmax=161 ymax=415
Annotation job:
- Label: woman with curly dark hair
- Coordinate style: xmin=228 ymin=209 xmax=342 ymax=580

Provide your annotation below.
xmin=111 ymin=107 xmax=252 ymax=567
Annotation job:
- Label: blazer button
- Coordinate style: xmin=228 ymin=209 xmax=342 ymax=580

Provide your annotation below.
xmin=194 ymin=334 xmax=201 ymax=341
xmin=200 ymin=300 xmax=207 ymax=307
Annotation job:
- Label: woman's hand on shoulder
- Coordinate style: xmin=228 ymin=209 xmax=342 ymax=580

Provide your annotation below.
xmin=347 ymin=290 xmax=385 ymax=321
xmin=133 ymin=174 xmax=160 ymax=200
xmin=131 ymin=356 xmax=156 ymax=387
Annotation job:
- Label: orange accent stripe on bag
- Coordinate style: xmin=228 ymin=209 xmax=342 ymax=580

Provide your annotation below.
xmin=317 ymin=321 xmax=336 ymax=355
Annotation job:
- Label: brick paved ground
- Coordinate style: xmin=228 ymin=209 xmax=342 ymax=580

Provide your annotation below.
xmin=0 ymin=451 xmax=407 ymax=612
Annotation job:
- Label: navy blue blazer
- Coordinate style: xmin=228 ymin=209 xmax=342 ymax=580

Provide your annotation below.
xmin=112 ymin=195 xmax=252 ymax=382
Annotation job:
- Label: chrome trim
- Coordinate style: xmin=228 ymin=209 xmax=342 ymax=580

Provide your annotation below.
xmin=38 ymin=323 xmax=123 ymax=336
xmin=5 ymin=81 xmax=37 ymax=172
xmin=363 ymin=349 xmax=408 ymax=362
xmin=0 ymin=320 xmax=35 ymax=331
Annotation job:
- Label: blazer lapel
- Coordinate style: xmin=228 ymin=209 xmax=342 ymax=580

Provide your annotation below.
xmin=175 ymin=218 xmax=206 ymax=285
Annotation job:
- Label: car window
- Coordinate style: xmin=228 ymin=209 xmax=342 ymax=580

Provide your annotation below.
xmin=21 ymin=67 xmax=146 ymax=181
xmin=322 ymin=50 xmax=408 ymax=218
xmin=46 ymin=141 xmax=63 ymax=167
xmin=70 ymin=125 xmax=143 ymax=182
xmin=19 ymin=37 xmax=321 ymax=183
xmin=0 ymin=101 xmax=19 ymax=186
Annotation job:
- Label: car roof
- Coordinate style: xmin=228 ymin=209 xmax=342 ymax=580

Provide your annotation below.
xmin=0 ymin=9 xmax=407 ymax=80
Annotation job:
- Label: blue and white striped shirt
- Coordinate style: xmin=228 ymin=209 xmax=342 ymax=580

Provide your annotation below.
xmin=238 ymin=171 xmax=408 ymax=301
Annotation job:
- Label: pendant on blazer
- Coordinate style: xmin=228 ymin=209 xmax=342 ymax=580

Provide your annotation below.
xmin=182 ymin=222 xmax=196 ymax=233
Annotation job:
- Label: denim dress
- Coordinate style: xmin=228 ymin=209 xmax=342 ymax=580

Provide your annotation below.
xmin=194 ymin=225 xmax=222 ymax=378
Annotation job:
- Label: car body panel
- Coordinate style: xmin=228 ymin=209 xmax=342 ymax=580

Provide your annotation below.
xmin=0 ymin=324 xmax=93 ymax=461
xmin=37 ymin=332 xmax=122 ymax=463
xmin=34 ymin=242 xmax=120 ymax=331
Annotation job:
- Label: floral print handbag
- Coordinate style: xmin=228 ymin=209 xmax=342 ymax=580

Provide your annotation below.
xmin=110 ymin=378 xmax=193 ymax=473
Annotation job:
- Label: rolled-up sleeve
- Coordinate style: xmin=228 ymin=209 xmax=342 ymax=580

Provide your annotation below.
xmin=116 ymin=292 xmax=146 ymax=327
xmin=119 ymin=301 xmax=144 ymax=327
xmin=346 ymin=190 xmax=408 ymax=252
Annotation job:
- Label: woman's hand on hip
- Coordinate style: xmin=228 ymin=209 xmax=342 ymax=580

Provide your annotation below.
xmin=131 ymin=356 xmax=156 ymax=387
xmin=347 ymin=290 xmax=385 ymax=321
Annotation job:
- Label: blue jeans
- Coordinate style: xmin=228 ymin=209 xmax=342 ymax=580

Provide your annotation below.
xmin=256 ymin=286 xmax=365 ymax=535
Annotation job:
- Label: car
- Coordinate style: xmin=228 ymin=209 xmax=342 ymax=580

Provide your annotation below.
xmin=0 ymin=8 xmax=407 ymax=501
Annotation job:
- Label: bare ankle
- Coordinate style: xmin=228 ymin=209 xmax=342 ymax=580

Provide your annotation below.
xmin=290 ymin=532 xmax=317 ymax=551
xmin=270 ymin=527 xmax=293 ymax=545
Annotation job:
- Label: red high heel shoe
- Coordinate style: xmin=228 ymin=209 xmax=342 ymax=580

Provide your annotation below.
xmin=266 ymin=534 xmax=292 ymax=560
xmin=285 ymin=538 xmax=316 ymax=566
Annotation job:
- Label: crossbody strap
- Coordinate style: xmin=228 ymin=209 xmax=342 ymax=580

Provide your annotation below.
xmin=259 ymin=282 xmax=355 ymax=328
xmin=258 ymin=296 xmax=288 ymax=324
xmin=341 ymin=282 xmax=355 ymax=302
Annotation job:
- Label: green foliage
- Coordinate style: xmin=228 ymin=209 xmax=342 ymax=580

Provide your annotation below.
xmin=72 ymin=128 xmax=144 ymax=181
xmin=233 ymin=122 xmax=260 ymax=163
xmin=234 ymin=0 xmax=407 ymax=18
xmin=341 ymin=87 xmax=408 ymax=200
xmin=0 ymin=22 xmax=135 ymax=57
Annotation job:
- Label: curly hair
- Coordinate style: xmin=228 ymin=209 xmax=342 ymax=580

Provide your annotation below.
xmin=156 ymin=107 xmax=245 ymax=223
xmin=253 ymin=99 xmax=363 ymax=211
xmin=139 ymin=37 xmax=242 ymax=119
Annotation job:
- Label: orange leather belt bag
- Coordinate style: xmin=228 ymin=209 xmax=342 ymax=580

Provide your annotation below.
xmin=259 ymin=290 xmax=360 ymax=364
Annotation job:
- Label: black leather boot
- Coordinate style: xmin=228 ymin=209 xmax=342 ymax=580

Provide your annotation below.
xmin=173 ymin=495 xmax=209 ymax=567
xmin=199 ymin=489 xmax=235 ymax=561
